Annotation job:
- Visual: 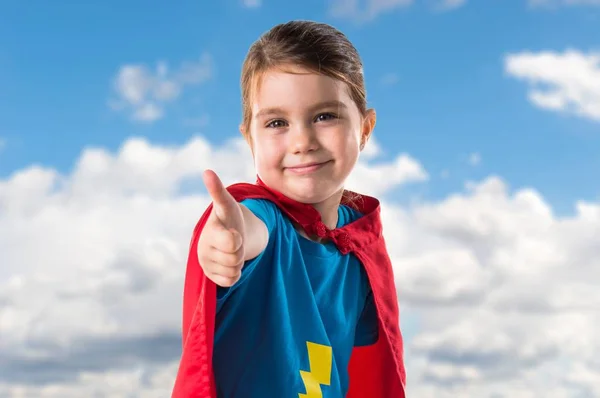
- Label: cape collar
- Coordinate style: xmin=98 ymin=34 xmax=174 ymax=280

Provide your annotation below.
xmin=245 ymin=176 xmax=382 ymax=255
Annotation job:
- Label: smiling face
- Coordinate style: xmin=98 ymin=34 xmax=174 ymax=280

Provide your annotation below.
xmin=244 ymin=66 xmax=376 ymax=205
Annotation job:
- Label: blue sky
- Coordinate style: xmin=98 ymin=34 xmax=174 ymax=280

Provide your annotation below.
xmin=1 ymin=1 xmax=600 ymax=396
xmin=1 ymin=0 xmax=598 ymax=215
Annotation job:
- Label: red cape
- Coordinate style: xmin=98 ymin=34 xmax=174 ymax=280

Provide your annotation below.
xmin=172 ymin=179 xmax=406 ymax=397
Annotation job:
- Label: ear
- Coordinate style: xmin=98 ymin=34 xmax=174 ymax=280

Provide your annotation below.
xmin=360 ymin=108 xmax=376 ymax=151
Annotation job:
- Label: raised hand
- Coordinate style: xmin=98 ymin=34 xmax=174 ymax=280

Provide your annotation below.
xmin=197 ymin=169 xmax=246 ymax=287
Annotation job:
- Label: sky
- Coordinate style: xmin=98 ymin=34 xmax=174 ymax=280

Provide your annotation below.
xmin=0 ymin=0 xmax=599 ymax=397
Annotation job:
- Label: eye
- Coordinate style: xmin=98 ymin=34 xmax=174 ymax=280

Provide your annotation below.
xmin=265 ymin=119 xmax=287 ymax=129
xmin=315 ymin=113 xmax=338 ymax=122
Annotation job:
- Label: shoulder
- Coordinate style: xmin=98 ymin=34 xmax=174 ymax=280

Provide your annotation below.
xmin=239 ymin=198 xmax=282 ymax=234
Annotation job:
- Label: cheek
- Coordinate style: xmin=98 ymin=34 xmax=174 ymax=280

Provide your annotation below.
xmin=329 ymin=124 xmax=361 ymax=155
xmin=333 ymin=128 xmax=361 ymax=170
xmin=342 ymin=143 xmax=360 ymax=169
xmin=252 ymin=135 xmax=285 ymax=169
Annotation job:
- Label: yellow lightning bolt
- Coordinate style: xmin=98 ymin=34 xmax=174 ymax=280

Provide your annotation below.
xmin=298 ymin=341 xmax=333 ymax=398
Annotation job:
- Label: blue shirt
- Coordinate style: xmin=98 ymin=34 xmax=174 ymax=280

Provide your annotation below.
xmin=213 ymin=198 xmax=379 ymax=398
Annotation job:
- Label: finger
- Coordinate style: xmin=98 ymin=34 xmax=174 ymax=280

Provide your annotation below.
xmin=210 ymin=263 xmax=243 ymax=279
xmin=208 ymin=245 xmax=245 ymax=268
xmin=203 ymin=169 xmax=238 ymax=220
xmin=208 ymin=225 xmax=243 ymax=254
xmin=207 ymin=271 xmax=241 ymax=288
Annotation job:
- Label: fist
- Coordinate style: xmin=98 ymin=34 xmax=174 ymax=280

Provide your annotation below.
xmin=198 ymin=169 xmax=246 ymax=287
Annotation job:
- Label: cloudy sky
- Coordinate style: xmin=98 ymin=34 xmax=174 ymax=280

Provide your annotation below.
xmin=1 ymin=0 xmax=599 ymax=397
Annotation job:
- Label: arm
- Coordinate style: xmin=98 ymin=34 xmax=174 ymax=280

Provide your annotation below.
xmin=215 ymin=199 xmax=277 ymax=302
xmin=240 ymin=203 xmax=269 ymax=262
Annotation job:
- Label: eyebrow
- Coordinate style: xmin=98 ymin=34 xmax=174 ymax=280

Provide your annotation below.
xmin=254 ymin=100 xmax=348 ymax=119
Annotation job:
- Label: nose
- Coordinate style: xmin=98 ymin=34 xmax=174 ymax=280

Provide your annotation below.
xmin=289 ymin=123 xmax=319 ymax=154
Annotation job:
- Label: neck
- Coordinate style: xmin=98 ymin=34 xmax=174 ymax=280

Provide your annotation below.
xmin=294 ymin=189 xmax=343 ymax=243
xmin=256 ymin=176 xmax=344 ymax=240
xmin=311 ymin=189 xmax=343 ymax=230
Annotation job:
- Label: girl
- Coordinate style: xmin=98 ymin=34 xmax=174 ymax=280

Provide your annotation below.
xmin=173 ymin=20 xmax=406 ymax=398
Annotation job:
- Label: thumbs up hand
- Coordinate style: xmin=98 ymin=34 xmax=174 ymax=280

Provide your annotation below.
xmin=198 ymin=169 xmax=246 ymax=287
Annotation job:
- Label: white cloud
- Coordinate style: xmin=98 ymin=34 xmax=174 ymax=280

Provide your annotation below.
xmin=385 ymin=177 xmax=600 ymax=397
xmin=109 ymin=55 xmax=212 ymax=123
xmin=0 ymin=136 xmax=599 ymax=397
xmin=360 ymin=136 xmax=382 ymax=159
xmin=0 ymin=135 xmax=427 ymax=396
xmin=0 ymin=363 xmax=179 ymax=398
xmin=505 ymin=50 xmax=600 ymax=122
xmin=347 ymin=153 xmax=429 ymax=197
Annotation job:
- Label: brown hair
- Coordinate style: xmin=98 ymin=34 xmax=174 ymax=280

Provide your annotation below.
xmin=240 ymin=20 xmax=368 ymax=140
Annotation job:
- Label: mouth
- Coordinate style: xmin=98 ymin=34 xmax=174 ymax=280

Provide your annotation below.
xmin=285 ymin=160 xmax=332 ymax=175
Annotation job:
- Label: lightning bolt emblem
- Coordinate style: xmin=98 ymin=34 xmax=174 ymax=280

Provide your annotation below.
xmin=298 ymin=341 xmax=333 ymax=398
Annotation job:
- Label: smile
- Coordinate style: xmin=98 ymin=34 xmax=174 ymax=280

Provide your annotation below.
xmin=285 ymin=160 xmax=331 ymax=175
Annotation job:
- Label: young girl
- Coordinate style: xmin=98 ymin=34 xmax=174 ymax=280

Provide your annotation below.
xmin=172 ymin=20 xmax=406 ymax=398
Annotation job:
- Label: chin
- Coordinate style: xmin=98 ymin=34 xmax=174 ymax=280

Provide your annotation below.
xmin=281 ymin=181 xmax=344 ymax=205
xmin=283 ymin=190 xmax=327 ymax=204
xmin=258 ymin=170 xmax=346 ymax=204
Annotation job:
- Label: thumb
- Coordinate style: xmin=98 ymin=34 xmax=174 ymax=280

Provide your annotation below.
xmin=203 ymin=169 xmax=242 ymax=228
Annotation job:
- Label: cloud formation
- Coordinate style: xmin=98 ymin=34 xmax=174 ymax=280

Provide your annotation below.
xmin=0 ymin=135 xmax=598 ymax=397
xmin=109 ymin=55 xmax=212 ymax=123
xmin=505 ymin=50 xmax=600 ymax=122
xmin=0 ymin=135 xmax=429 ymax=396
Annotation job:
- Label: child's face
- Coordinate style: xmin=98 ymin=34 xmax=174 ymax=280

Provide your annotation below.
xmin=246 ymin=65 xmax=375 ymax=204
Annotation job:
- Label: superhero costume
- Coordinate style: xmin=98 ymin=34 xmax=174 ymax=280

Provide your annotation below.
xmin=172 ymin=177 xmax=406 ymax=398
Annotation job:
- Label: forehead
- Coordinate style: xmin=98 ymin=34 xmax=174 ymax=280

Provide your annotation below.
xmin=251 ymin=67 xmax=354 ymax=114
